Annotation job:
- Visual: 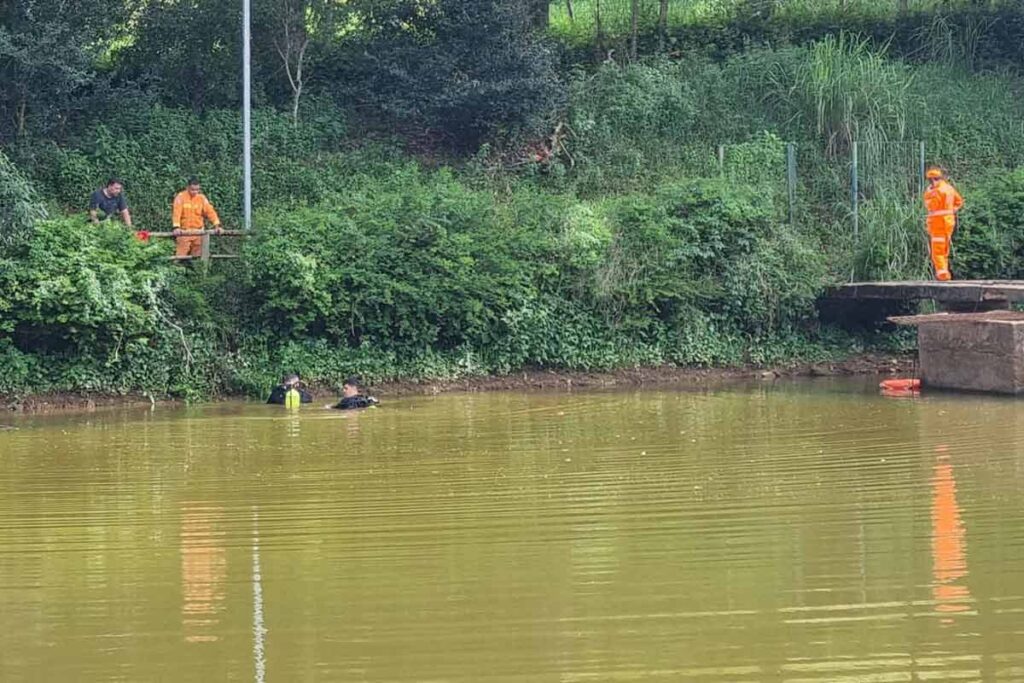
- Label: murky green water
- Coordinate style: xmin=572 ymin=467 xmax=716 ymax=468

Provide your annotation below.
xmin=2 ymin=379 xmax=1024 ymax=681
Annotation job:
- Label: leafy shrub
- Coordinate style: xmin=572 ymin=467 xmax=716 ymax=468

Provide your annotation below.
xmin=0 ymin=217 xmax=169 ymax=353
xmin=597 ymin=179 xmax=825 ymax=336
xmin=336 ymin=0 xmax=565 ymax=147
xmin=956 ymin=169 xmax=1024 ymax=280
xmin=243 ymin=165 xmax=545 ymax=351
xmin=0 ymin=150 xmax=47 ymax=248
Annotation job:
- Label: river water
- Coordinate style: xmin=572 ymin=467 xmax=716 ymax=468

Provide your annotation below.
xmin=2 ymin=379 xmax=1024 ymax=681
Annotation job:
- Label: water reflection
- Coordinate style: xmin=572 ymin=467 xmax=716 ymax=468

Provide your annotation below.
xmin=930 ymin=448 xmax=972 ymax=623
xmin=180 ymin=504 xmax=227 ymax=643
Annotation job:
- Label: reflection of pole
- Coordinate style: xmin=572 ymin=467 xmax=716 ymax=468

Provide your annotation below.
xmin=252 ymin=506 xmax=267 ymax=683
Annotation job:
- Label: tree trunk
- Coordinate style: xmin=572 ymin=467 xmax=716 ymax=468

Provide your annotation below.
xmin=658 ymin=0 xmax=669 ymax=51
xmin=566 ymin=0 xmax=574 ymax=21
xmin=630 ymin=0 xmax=639 ymax=61
xmin=531 ymin=0 xmax=549 ymax=30
xmin=16 ymin=96 xmax=26 ymax=137
xmin=595 ymin=0 xmax=605 ymax=61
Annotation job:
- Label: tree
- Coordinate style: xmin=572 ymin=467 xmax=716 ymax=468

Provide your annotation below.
xmin=530 ymin=0 xmax=550 ymax=30
xmin=630 ymin=0 xmax=640 ymax=61
xmin=271 ymin=0 xmax=311 ymax=124
xmin=341 ymin=0 xmax=565 ymax=148
xmin=120 ymin=0 xmax=251 ymax=113
xmin=0 ymin=0 xmax=120 ymax=140
xmin=658 ymin=0 xmax=669 ymax=51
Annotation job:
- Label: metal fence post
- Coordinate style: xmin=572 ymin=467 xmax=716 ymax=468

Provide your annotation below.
xmin=717 ymin=145 xmax=725 ymax=176
xmin=201 ymin=232 xmax=211 ymax=263
xmin=786 ymin=142 xmax=797 ymax=227
xmin=918 ymin=140 xmax=926 ymax=195
xmin=851 ymin=141 xmax=859 ymax=240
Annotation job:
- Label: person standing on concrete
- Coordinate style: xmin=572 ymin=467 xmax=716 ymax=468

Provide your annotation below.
xmin=89 ymin=178 xmax=133 ymax=226
xmin=923 ymin=167 xmax=964 ymax=281
xmin=172 ymin=177 xmax=222 ymax=259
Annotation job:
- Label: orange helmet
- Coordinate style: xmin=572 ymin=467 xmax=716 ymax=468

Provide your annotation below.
xmin=926 ymin=168 xmax=943 ymax=180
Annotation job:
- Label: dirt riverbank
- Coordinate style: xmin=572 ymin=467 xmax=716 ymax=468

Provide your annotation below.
xmin=2 ymin=353 xmax=916 ymax=415
xmin=376 ymin=353 xmax=915 ymax=395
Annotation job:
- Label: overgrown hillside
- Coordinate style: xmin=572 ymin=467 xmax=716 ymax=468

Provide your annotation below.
xmin=1 ymin=0 xmax=1022 ymax=400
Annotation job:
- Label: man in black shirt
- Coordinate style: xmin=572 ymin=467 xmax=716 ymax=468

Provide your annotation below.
xmin=89 ymin=178 xmax=133 ymax=226
xmin=333 ymin=376 xmax=379 ymax=410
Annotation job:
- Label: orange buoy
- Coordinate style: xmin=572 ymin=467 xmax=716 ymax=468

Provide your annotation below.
xmin=880 ymin=378 xmax=921 ymax=397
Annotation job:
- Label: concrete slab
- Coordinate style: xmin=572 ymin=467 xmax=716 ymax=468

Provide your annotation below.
xmin=917 ymin=319 xmax=1024 ymax=394
xmin=827 ymin=280 xmax=1024 ymax=304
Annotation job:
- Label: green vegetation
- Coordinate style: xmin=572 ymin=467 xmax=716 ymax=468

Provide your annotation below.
xmin=2 ymin=0 xmax=1022 ymax=400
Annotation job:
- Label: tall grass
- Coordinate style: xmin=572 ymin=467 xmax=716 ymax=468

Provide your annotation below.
xmin=767 ymin=33 xmax=912 ymax=156
xmin=851 ymin=194 xmax=930 ymax=281
xmin=548 ymin=0 xmax=1008 ymax=45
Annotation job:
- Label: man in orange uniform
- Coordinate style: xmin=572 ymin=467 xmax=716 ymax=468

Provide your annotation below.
xmin=923 ymin=167 xmax=964 ymax=281
xmin=172 ymin=177 xmax=223 ymax=259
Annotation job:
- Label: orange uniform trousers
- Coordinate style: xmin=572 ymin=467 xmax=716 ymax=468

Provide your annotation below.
xmin=927 ymin=213 xmax=956 ymax=282
xmin=176 ymin=234 xmax=205 ymax=258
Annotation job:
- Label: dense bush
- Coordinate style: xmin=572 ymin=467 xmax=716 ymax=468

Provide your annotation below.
xmin=956 ymin=170 xmax=1024 ymax=280
xmin=12 ymin=103 xmax=348 ymax=228
xmin=0 ymin=151 xmax=46 ymax=248
xmin=0 ymin=218 xmax=169 ymax=353
xmin=244 ymin=165 xmax=546 ymax=351
xmin=335 ymin=0 xmax=565 ymax=147
xmin=243 ymin=169 xmax=826 ymax=375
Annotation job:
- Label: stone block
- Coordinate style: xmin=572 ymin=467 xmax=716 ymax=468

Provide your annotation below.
xmin=919 ymin=320 xmax=1024 ymax=394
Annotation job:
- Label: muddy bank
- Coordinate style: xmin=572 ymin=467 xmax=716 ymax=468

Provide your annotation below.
xmin=2 ymin=393 xmax=163 ymax=415
xmin=374 ymin=353 xmax=915 ymax=396
xmin=2 ymin=353 xmax=916 ymax=415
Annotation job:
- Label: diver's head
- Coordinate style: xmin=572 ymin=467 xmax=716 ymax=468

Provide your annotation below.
xmin=342 ymin=375 xmax=362 ymax=398
xmin=282 ymin=373 xmax=300 ymax=388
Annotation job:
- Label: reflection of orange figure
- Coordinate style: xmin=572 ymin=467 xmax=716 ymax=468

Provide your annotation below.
xmin=181 ymin=504 xmax=227 ymax=643
xmin=930 ymin=452 xmax=971 ymax=623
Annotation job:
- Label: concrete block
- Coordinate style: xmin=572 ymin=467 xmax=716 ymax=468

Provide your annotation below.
xmin=919 ymin=320 xmax=1024 ymax=394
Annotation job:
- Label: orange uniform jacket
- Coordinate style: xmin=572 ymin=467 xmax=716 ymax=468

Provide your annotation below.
xmin=923 ymin=180 xmax=963 ymax=233
xmin=172 ymin=191 xmax=221 ymax=230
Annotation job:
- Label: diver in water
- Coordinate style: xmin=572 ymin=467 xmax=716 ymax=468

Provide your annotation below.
xmin=267 ymin=373 xmax=313 ymax=405
xmin=333 ymin=376 xmax=379 ymax=410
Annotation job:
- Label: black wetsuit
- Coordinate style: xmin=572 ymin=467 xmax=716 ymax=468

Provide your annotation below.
xmin=334 ymin=395 xmax=378 ymax=410
xmin=266 ymin=385 xmax=313 ymax=405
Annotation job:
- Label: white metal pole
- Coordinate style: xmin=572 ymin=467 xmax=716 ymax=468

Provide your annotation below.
xmin=243 ymin=0 xmax=253 ymax=232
